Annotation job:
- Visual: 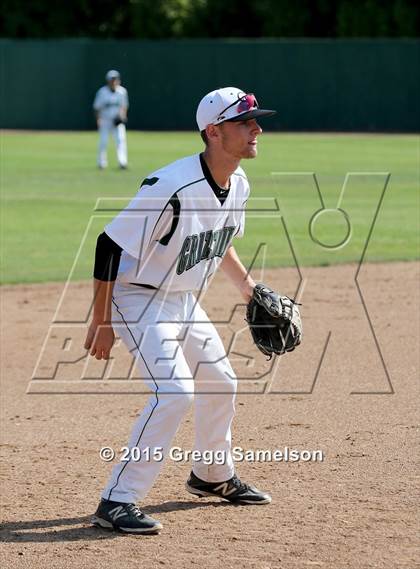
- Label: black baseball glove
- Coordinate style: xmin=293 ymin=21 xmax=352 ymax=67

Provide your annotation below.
xmin=113 ymin=116 xmax=127 ymax=126
xmin=246 ymin=284 xmax=302 ymax=359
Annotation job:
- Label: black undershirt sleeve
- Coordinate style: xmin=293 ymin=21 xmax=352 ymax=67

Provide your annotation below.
xmin=93 ymin=232 xmax=123 ymax=281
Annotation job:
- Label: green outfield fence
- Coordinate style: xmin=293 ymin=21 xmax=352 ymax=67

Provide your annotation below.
xmin=1 ymin=38 xmax=419 ymax=131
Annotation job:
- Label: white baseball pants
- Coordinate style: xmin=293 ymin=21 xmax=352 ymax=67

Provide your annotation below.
xmin=101 ymin=283 xmax=237 ymax=504
xmin=97 ymin=119 xmax=127 ymax=168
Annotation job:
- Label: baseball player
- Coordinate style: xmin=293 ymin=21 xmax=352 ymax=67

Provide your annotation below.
xmin=93 ymin=70 xmax=129 ymax=169
xmin=85 ymin=87 xmax=276 ymax=534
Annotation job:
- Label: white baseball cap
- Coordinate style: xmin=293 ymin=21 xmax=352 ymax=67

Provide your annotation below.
xmin=106 ymin=69 xmax=120 ymax=81
xmin=196 ymin=87 xmax=276 ymax=131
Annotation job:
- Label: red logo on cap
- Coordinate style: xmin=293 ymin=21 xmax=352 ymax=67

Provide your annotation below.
xmin=237 ymin=94 xmax=256 ymax=113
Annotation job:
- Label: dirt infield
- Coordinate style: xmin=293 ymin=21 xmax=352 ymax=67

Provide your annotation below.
xmin=1 ymin=262 xmax=419 ymax=569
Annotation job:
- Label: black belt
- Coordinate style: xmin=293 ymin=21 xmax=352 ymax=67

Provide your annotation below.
xmin=129 ymin=283 xmax=158 ymax=290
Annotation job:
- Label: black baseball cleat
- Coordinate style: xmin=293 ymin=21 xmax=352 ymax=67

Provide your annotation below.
xmin=186 ymin=471 xmax=272 ymax=505
xmin=91 ymin=499 xmax=162 ymax=534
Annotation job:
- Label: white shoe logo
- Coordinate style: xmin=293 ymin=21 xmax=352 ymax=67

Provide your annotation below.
xmin=213 ymin=482 xmax=236 ymax=496
xmin=109 ymin=506 xmax=126 ymax=521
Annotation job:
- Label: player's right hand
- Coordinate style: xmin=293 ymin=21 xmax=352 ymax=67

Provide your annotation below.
xmin=84 ymin=321 xmax=115 ymax=360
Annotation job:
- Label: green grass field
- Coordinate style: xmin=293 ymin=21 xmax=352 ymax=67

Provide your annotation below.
xmin=1 ymin=131 xmax=418 ymax=284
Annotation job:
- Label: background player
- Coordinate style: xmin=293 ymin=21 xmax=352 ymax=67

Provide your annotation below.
xmin=85 ymin=87 xmax=276 ymax=534
xmin=93 ymin=69 xmax=129 ymax=169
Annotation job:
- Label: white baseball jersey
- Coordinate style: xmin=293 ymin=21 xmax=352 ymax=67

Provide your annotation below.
xmin=105 ymin=153 xmax=250 ymax=292
xmin=93 ymin=85 xmax=129 ymax=121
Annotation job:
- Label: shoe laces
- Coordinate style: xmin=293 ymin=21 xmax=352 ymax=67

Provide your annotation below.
xmin=230 ymin=475 xmax=251 ymax=493
xmin=125 ymin=503 xmax=143 ymax=518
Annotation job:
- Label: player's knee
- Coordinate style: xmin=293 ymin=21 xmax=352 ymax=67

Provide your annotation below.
xmin=161 ymin=387 xmax=194 ymax=413
xmin=227 ymin=376 xmax=238 ymax=394
xmin=217 ymin=374 xmax=238 ymax=396
xmin=175 ymin=390 xmax=194 ymax=410
xmin=217 ymin=377 xmax=237 ymax=397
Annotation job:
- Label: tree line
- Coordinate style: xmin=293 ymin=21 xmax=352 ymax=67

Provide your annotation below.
xmin=1 ymin=0 xmax=419 ymax=38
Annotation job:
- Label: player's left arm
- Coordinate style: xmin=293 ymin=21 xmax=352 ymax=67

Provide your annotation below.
xmin=119 ymin=106 xmax=128 ymax=122
xmin=220 ymin=245 xmax=255 ymax=303
xmin=120 ymin=88 xmax=128 ymax=121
